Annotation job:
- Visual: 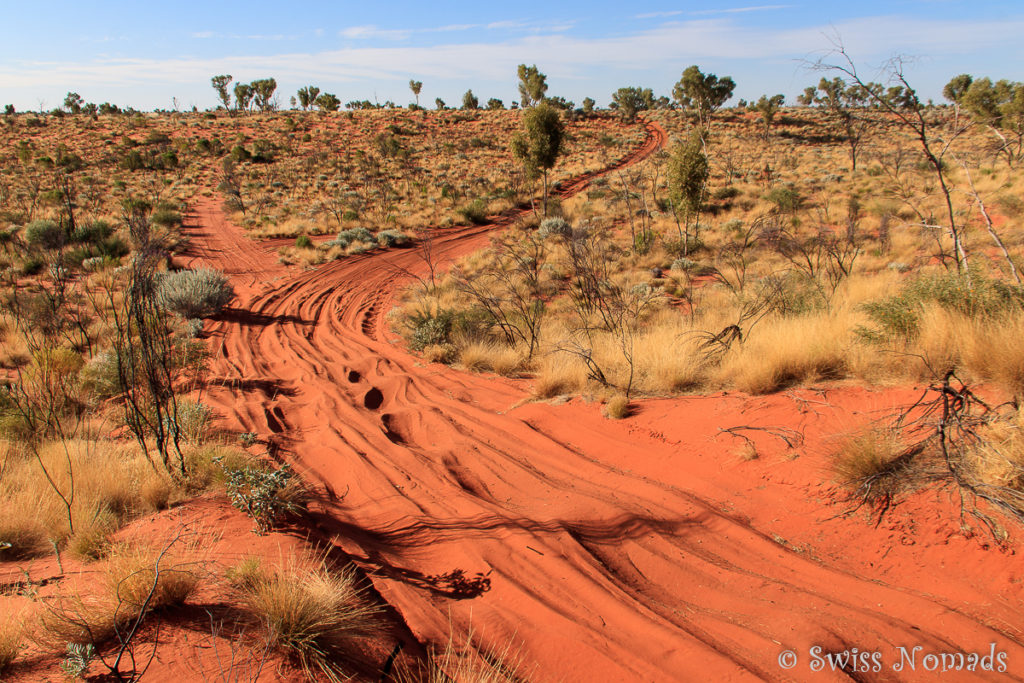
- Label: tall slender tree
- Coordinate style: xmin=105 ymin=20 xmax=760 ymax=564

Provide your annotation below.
xmin=511 ymin=101 xmax=564 ymax=215
xmin=211 ymin=74 xmax=233 ymax=111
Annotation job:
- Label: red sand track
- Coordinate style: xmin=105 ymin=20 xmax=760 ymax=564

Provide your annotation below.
xmin=183 ymin=121 xmax=1024 ymax=681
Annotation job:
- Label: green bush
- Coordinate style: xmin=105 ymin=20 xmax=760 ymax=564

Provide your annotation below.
xmin=24 ymin=219 xmax=66 ymax=250
xmin=408 ymin=310 xmax=454 ymax=351
xmin=858 ymin=269 xmax=1024 ymax=342
xmin=295 ymin=234 xmax=313 ymax=249
xmin=20 ymin=256 xmax=44 ymax=275
xmin=458 ymin=199 xmax=488 ymax=225
xmin=216 ymin=459 xmax=301 ymax=534
xmin=151 ymin=208 xmax=182 ymax=228
xmin=765 ymin=185 xmax=803 ymax=212
xmin=71 ymin=220 xmax=113 ymax=245
xmin=156 ymin=268 xmax=234 ymax=318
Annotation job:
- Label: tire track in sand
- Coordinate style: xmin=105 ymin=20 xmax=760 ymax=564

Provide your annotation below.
xmin=188 ymin=120 xmax=1024 ymax=682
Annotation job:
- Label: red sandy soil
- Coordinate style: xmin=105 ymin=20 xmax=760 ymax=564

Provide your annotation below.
xmin=17 ymin=119 xmax=1021 ymax=681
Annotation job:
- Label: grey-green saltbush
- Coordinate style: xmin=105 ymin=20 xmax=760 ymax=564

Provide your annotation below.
xmin=537 ymin=217 xmax=570 ymax=240
xmin=376 ymin=229 xmax=409 ymax=247
xmin=156 ymin=268 xmax=234 ymax=319
xmin=332 ymin=227 xmax=374 ymax=248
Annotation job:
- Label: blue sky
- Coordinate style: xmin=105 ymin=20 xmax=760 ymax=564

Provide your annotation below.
xmin=1 ymin=1 xmax=1022 ymax=111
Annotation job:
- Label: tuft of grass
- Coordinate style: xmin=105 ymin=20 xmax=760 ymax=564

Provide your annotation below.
xmin=718 ymin=315 xmax=849 ymax=394
xmin=39 ymin=536 xmax=206 ymax=650
xmin=0 ymin=613 xmax=24 ymax=674
xmin=604 ymin=395 xmax=631 ymax=419
xmin=102 ymin=540 xmax=203 ymax=611
xmin=238 ymin=560 xmax=384 ymax=680
xmin=396 ymin=623 xmax=527 ymax=683
xmin=459 ymin=342 xmax=521 ymax=376
xmin=833 ymin=428 xmax=912 ymax=502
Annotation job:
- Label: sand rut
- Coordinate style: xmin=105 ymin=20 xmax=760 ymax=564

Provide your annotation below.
xmin=185 ymin=119 xmax=1024 ymax=682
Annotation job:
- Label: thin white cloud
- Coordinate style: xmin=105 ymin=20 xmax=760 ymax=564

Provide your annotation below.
xmin=635 ymin=11 xmax=683 ymax=19
xmin=340 ymin=25 xmax=412 ymax=40
xmin=340 ymin=23 xmax=482 ymax=41
xmin=691 ymin=5 xmax=792 ymax=15
xmin=2 ymin=15 xmax=1021 ymax=93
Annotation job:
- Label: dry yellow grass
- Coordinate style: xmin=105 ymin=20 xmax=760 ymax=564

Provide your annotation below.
xmin=458 ymin=341 xmax=523 ymax=376
xmin=396 ymin=623 xmax=528 ymax=683
xmin=0 ymin=439 xmax=184 ymax=559
xmin=832 ymin=427 xmax=911 ymax=501
xmin=0 ymin=611 xmax=23 ymax=674
xmin=38 ymin=535 xmax=207 ymax=650
xmin=238 ymin=558 xmax=384 ymax=680
xmin=102 ymin=540 xmax=205 ymax=611
xmin=717 ymin=314 xmax=851 ymax=394
xmin=604 ymin=395 xmax=631 ymax=419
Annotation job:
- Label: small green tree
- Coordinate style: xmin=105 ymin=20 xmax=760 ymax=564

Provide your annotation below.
xmin=233 ymin=82 xmax=253 ymax=113
xmin=511 ymin=101 xmax=564 ymax=215
xmin=250 ymin=78 xmax=277 ymax=112
xmin=961 ymin=77 xmax=1024 ymax=165
xmin=63 ymin=92 xmax=83 ymax=115
xmin=314 ymin=92 xmax=340 ymax=112
xmin=211 ymin=74 xmax=233 ymax=111
xmin=672 ymin=65 xmax=735 ymax=129
xmin=943 ymin=74 xmax=973 ymax=106
xmin=582 ymin=97 xmax=595 ymax=115
xmin=517 ymin=64 xmax=548 ymax=107
xmin=753 ymin=94 xmax=785 ymax=139
xmin=487 ymin=98 xmax=504 ymax=110
xmin=611 ymin=87 xmax=652 ymax=122
xmin=461 ymin=89 xmax=479 ymax=110
xmin=666 ymin=130 xmax=709 ymax=252
xmin=296 ymin=85 xmax=320 ymax=110
xmin=409 ymin=79 xmax=423 ymax=106
xmin=799 ymin=77 xmax=873 ymax=171
xmin=435 ymin=97 xmax=446 ymax=111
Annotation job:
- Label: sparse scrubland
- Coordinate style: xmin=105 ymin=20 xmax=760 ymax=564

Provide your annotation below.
xmin=2 ymin=59 xmax=1024 ymax=679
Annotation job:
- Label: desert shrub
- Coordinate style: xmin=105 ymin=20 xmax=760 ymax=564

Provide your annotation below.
xmin=859 ymin=269 xmax=1024 ymax=342
xmin=171 ymin=400 xmax=212 ymax=443
xmin=765 ymin=185 xmax=803 ymax=212
xmin=71 ymin=220 xmax=113 ymax=245
xmin=537 ymin=217 xmax=570 ymax=240
xmin=376 ymin=229 xmax=409 ymax=247
xmin=410 ymin=316 xmax=451 ymax=351
xmin=217 ymin=458 xmax=305 ymax=533
xmin=458 ymin=199 xmax=488 ymax=225
xmin=230 ymin=144 xmax=251 ymax=162
xmin=59 ymin=643 xmax=94 ymax=679
xmin=331 ymin=227 xmax=374 ymax=248
xmin=237 ymin=561 xmax=383 ymax=679
xmin=713 ymin=185 xmax=741 ymax=201
xmin=80 ymin=350 xmax=123 ymax=399
xmin=156 ymin=268 xmax=234 ymax=318
xmin=295 ymin=234 xmax=313 ymax=249
xmin=150 ymin=207 xmax=182 ymax=228
xmin=24 ymin=219 xmax=66 ymax=250
xmin=671 ymin=258 xmax=697 ymax=272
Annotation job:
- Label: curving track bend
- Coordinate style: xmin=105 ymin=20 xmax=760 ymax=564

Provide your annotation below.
xmin=182 ymin=121 xmax=1024 ymax=682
